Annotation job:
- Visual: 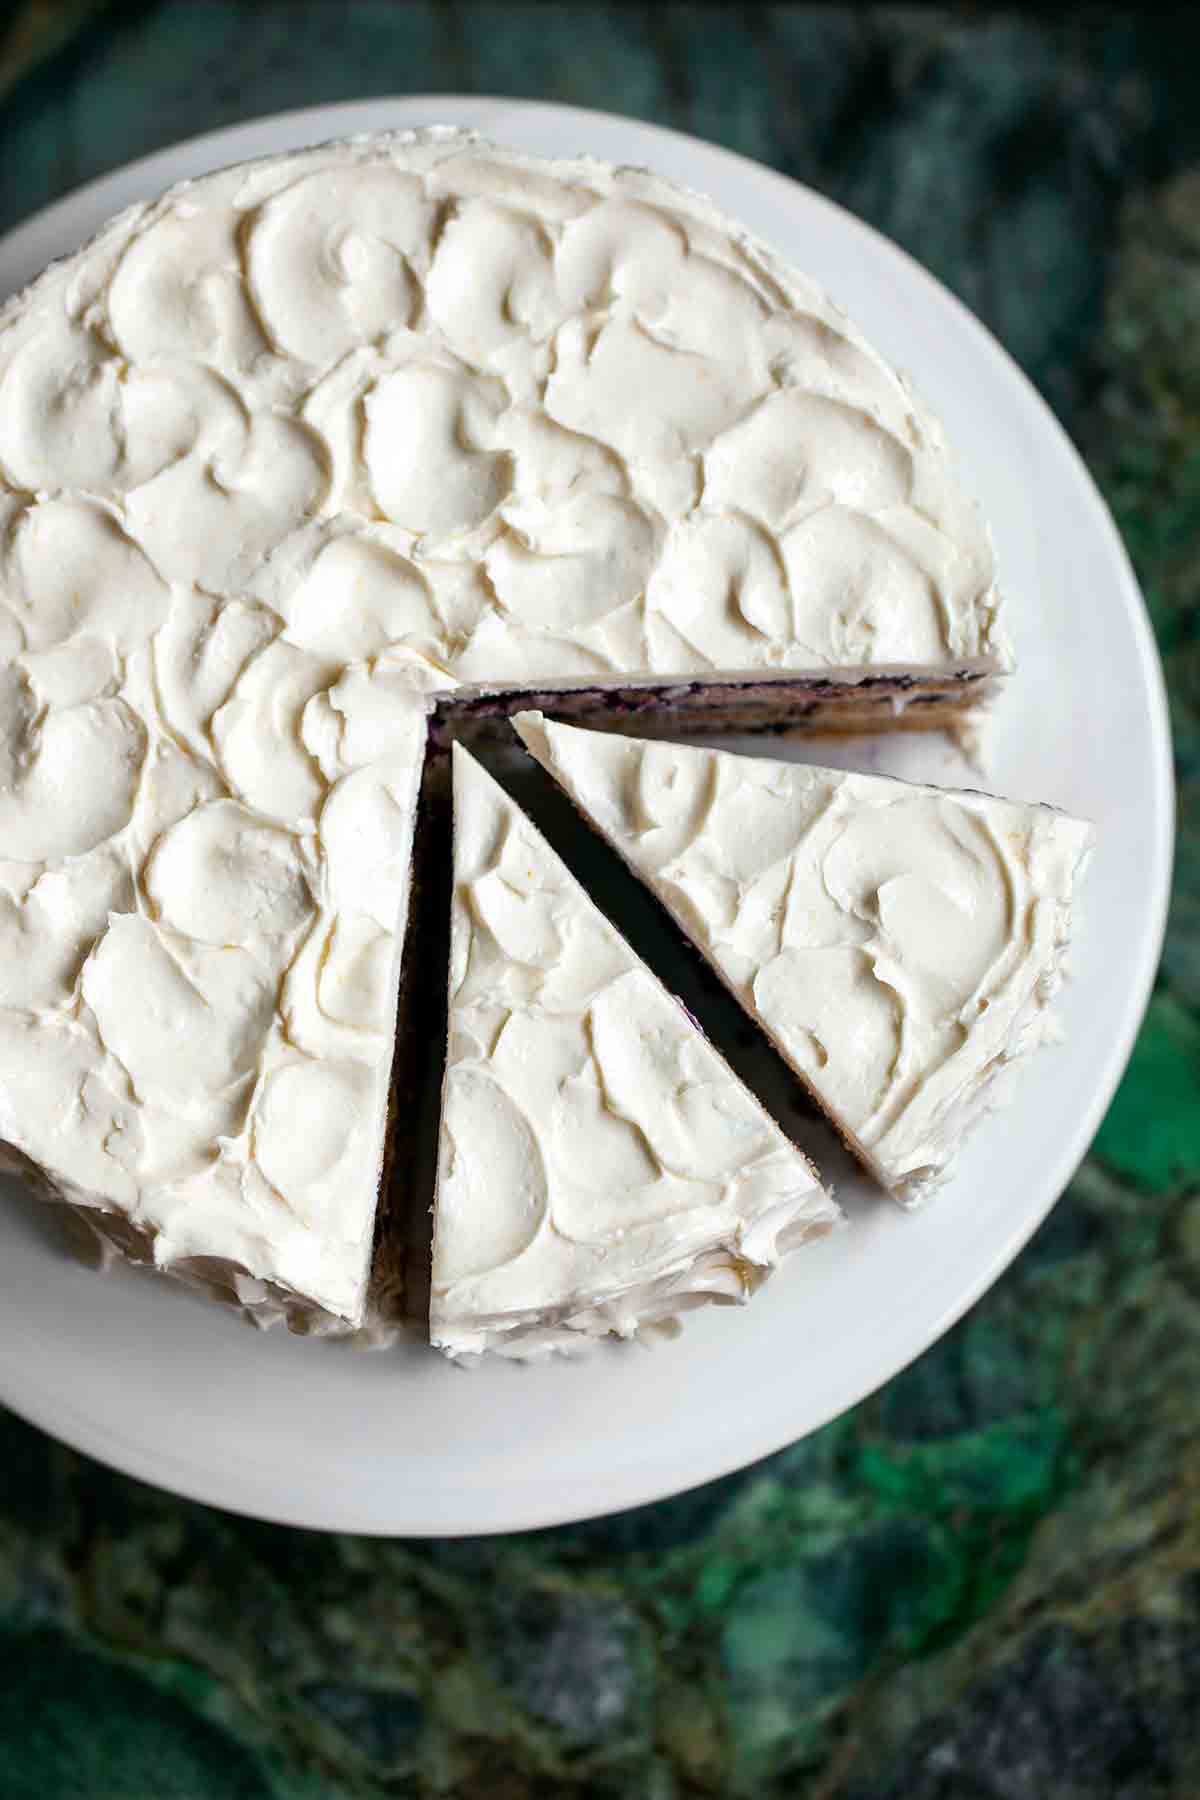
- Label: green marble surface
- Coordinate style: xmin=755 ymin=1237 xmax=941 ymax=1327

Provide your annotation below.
xmin=0 ymin=5 xmax=1197 ymax=1795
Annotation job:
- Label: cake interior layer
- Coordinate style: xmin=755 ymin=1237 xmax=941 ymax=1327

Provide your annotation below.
xmin=433 ymin=670 xmax=996 ymax=743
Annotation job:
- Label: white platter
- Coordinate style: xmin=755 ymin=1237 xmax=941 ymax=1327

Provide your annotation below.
xmin=0 ymin=97 xmax=1172 ymax=1535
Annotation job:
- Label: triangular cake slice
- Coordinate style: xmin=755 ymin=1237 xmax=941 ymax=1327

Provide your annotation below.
xmin=429 ymin=746 xmax=838 ymax=1358
xmin=515 ymin=714 xmax=1094 ymax=1206
xmin=0 ymin=650 xmax=440 ymax=1332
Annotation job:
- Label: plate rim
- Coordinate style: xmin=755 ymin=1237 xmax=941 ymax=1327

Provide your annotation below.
xmin=0 ymin=95 xmax=1174 ymax=1535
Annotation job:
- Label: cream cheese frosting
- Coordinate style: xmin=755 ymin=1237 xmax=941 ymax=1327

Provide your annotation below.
xmin=0 ymin=125 xmax=1006 ymax=1329
xmin=514 ymin=715 xmax=1093 ymax=1205
xmin=0 ymin=127 xmax=1006 ymax=701
xmin=430 ymin=746 xmax=839 ymax=1358
xmin=0 ymin=490 xmax=442 ymax=1320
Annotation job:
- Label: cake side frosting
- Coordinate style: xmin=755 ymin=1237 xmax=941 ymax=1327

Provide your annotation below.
xmin=429 ymin=745 xmax=839 ymax=1359
xmin=514 ymin=714 xmax=1093 ymax=1205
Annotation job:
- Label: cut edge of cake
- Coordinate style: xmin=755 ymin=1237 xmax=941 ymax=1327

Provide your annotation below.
xmin=432 ymin=666 xmax=1005 ymax=748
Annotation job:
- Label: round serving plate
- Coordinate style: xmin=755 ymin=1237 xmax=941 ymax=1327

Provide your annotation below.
xmin=0 ymin=98 xmax=1172 ymax=1535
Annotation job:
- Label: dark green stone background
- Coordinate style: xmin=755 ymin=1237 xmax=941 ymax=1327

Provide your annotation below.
xmin=1 ymin=5 xmax=1196 ymax=1795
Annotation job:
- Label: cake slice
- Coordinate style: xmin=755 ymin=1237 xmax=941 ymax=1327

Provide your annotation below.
xmin=514 ymin=714 xmax=1094 ymax=1206
xmin=429 ymin=746 xmax=839 ymax=1358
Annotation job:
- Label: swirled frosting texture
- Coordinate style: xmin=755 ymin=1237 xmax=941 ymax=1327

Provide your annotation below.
xmin=0 ymin=128 xmax=1005 ymax=701
xmin=0 ymin=449 xmax=439 ymax=1320
xmin=515 ymin=716 xmax=1093 ymax=1204
xmin=0 ymin=603 xmax=436 ymax=1318
xmin=430 ymin=747 xmax=838 ymax=1358
xmin=0 ymin=127 xmax=1002 ymax=1324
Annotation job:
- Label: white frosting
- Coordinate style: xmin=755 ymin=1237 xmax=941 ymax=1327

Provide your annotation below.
xmin=0 ymin=489 xmax=436 ymax=1319
xmin=0 ymin=126 xmax=1006 ymax=1328
xmin=0 ymin=129 xmax=1006 ymax=698
xmin=430 ymin=747 xmax=838 ymax=1358
xmin=514 ymin=715 xmax=1093 ymax=1205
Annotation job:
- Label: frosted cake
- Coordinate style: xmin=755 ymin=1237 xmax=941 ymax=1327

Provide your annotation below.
xmin=0 ymin=126 xmax=1011 ymax=1330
